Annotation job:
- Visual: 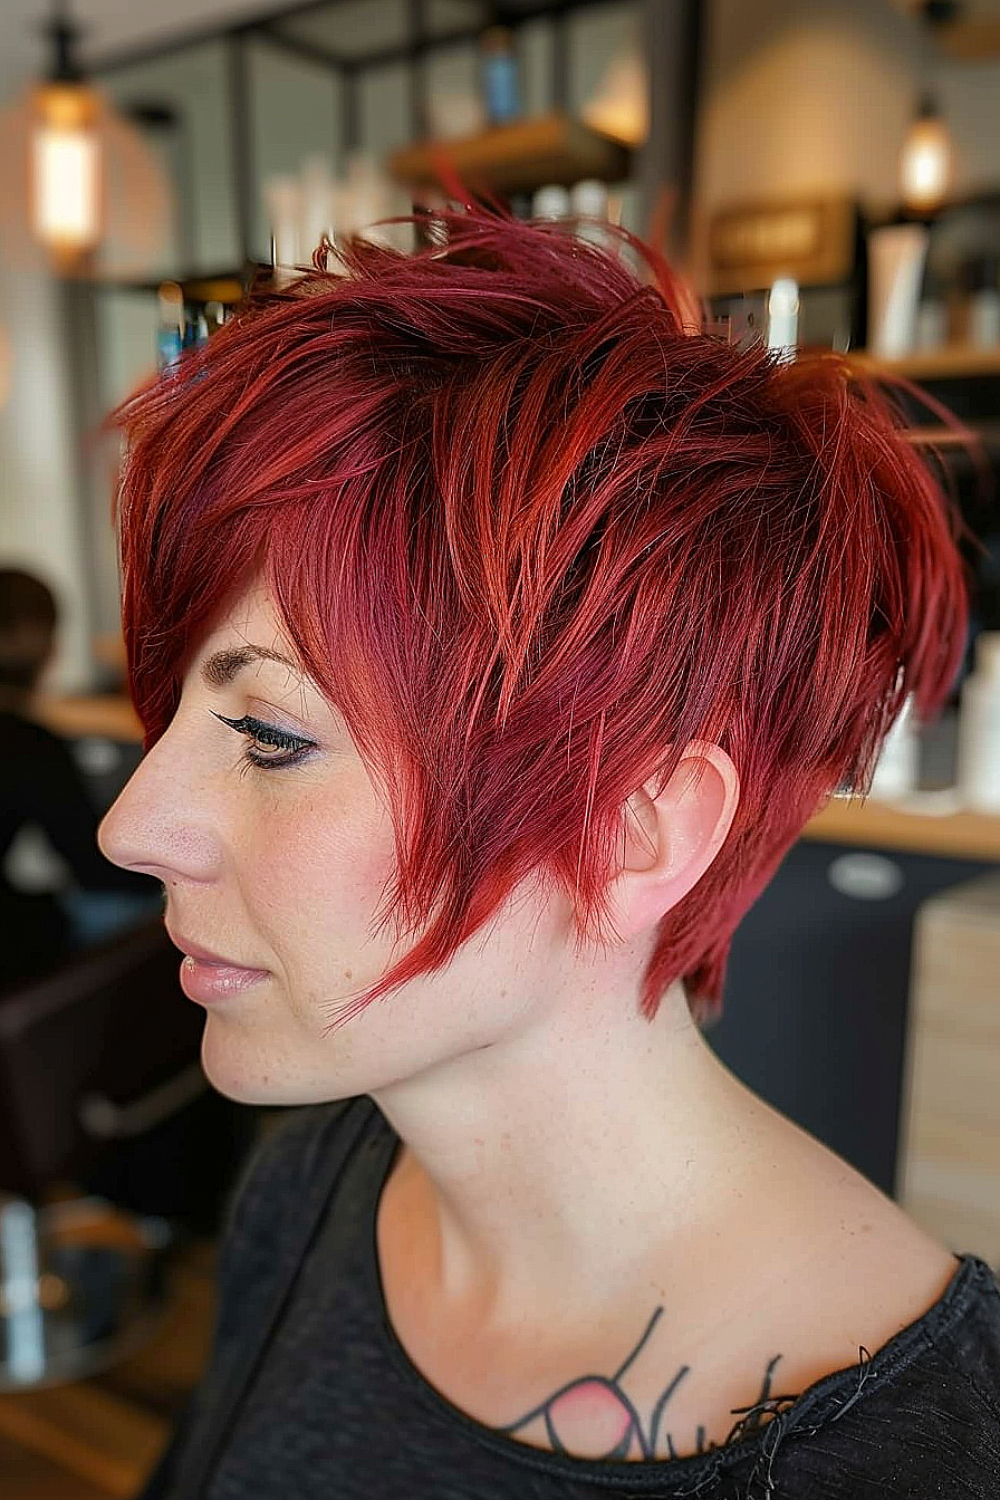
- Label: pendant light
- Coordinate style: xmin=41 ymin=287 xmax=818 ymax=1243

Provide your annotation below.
xmin=29 ymin=1 xmax=102 ymax=266
xmin=898 ymin=2 xmax=956 ymax=217
xmin=0 ymin=0 xmax=173 ymax=279
xmin=900 ymin=93 xmax=953 ymax=215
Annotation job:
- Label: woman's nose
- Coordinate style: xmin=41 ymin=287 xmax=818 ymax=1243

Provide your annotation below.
xmin=97 ymin=731 xmax=222 ymax=884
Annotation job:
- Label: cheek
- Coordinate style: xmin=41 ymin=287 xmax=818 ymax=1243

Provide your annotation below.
xmin=249 ymin=790 xmax=398 ymax=961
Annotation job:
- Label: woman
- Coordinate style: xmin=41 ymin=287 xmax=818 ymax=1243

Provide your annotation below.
xmin=98 ymin=203 xmax=1000 ymax=1498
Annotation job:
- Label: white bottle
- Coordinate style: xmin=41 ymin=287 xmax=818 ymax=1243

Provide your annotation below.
xmin=532 ymin=184 xmax=571 ymax=221
xmin=969 ymin=286 xmax=1000 ymax=347
xmin=869 ymin=691 xmax=919 ymax=801
xmin=956 ymin=631 xmax=1000 ymax=813
xmin=264 ymin=175 xmax=301 ymax=286
xmin=299 ymin=153 xmax=336 ymax=264
xmin=766 ymin=276 xmax=799 ymax=363
xmin=915 ymin=296 xmax=947 ymax=350
xmin=867 ymin=222 xmax=929 ymax=357
xmin=570 ymin=178 xmax=608 ymax=244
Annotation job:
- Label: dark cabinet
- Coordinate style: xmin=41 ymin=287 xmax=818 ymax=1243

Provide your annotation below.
xmin=705 ymin=837 xmax=996 ymax=1197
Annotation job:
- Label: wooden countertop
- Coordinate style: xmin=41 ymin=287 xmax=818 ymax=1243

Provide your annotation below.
xmin=29 ymin=694 xmax=1000 ymax=864
xmin=32 ymin=693 xmax=144 ymax=744
xmin=804 ymin=791 xmax=1000 ymax=862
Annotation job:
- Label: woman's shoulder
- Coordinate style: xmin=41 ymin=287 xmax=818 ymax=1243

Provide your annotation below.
xmin=751 ymin=1247 xmax=1000 ymax=1493
xmin=607 ymin=1159 xmax=1000 ymax=1473
xmin=667 ymin=1133 xmax=1000 ymax=1467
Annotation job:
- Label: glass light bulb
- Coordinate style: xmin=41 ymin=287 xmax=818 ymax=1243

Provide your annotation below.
xmin=31 ymin=123 xmax=100 ymax=249
xmin=900 ymin=115 xmax=952 ymax=212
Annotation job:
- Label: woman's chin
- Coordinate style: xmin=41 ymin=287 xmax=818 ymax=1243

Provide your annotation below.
xmin=198 ymin=1022 xmax=362 ymax=1107
xmin=199 ymin=1025 xmax=287 ymax=1105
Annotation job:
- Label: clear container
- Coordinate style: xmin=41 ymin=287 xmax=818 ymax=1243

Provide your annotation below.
xmin=869 ymin=692 xmax=919 ymax=800
xmin=570 ymin=178 xmax=609 ymax=242
xmin=956 ymin=631 xmax=1000 ymax=812
xmin=0 ymin=1195 xmax=172 ymax=1390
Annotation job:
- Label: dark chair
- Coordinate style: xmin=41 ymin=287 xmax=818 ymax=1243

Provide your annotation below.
xmin=0 ymin=915 xmax=254 ymax=1226
xmin=0 ymin=915 xmax=259 ymax=1389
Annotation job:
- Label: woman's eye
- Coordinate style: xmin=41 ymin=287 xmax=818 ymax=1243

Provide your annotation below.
xmin=211 ymin=712 xmax=315 ymax=770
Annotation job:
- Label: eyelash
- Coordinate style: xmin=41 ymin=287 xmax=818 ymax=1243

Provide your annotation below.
xmin=211 ymin=712 xmax=316 ymax=772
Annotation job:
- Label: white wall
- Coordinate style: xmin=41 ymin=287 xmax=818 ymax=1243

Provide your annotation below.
xmin=695 ymin=0 xmax=1000 ymax=215
xmin=0 ymin=263 xmax=95 ymax=692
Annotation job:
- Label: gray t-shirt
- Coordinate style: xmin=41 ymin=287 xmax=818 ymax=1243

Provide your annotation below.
xmin=142 ymin=1095 xmax=1000 ymax=1498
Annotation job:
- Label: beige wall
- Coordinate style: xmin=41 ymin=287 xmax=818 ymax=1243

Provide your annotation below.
xmin=696 ymin=0 xmax=1000 ymax=215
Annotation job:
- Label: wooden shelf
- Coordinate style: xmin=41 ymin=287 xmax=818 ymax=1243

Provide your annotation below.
xmin=803 ymin=794 xmax=1000 ymax=862
xmin=80 ymin=268 xmax=260 ymax=300
xmin=387 ymin=111 xmax=632 ymax=197
xmin=871 ymin=344 xmax=1000 ymax=382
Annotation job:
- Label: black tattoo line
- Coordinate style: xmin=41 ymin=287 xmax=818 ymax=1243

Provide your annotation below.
xmin=495 ymin=1304 xmax=790 ymax=1462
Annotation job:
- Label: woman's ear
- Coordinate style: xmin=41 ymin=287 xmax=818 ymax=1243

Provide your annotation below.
xmin=604 ymin=741 xmax=740 ymax=943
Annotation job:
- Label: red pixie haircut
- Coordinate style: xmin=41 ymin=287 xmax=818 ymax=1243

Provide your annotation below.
xmin=110 ymin=201 xmax=973 ymax=1028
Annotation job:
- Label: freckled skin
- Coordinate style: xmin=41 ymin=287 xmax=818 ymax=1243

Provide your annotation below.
xmin=96 ymin=578 xmax=572 ymax=1107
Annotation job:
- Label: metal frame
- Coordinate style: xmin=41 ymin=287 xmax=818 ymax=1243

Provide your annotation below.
xmin=88 ymin=0 xmax=655 ymax=266
xmin=70 ymin=0 xmax=701 ymax=653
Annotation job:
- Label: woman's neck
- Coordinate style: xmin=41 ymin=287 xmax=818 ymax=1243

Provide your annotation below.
xmin=370 ymin=975 xmax=774 ymax=1337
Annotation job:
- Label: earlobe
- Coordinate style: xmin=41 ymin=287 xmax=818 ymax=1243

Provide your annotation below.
xmin=607 ymin=741 xmax=740 ymax=942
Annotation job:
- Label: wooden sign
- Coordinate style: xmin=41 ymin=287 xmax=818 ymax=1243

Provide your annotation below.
xmin=706 ymin=195 xmax=858 ymax=296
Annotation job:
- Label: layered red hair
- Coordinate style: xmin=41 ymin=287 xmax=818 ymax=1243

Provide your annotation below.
xmin=109 ymin=201 xmax=974 ymax=1028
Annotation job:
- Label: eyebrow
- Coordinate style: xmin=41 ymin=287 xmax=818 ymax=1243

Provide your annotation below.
xmin=200 ymin=645 xmax=305 ymax=689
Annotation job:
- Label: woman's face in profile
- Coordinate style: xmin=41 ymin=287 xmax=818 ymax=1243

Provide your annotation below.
xmin=98 ymin=576 xmax=562 ymax=1105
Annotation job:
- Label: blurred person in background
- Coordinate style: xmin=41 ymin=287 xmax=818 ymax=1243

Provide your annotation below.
xmin=0 ymin=566 xmax=160 ymax=989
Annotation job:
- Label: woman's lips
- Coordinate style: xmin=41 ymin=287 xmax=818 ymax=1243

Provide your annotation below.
xmin=178 ymin=955 xmax=269 ymax=1005
xmin=166 ymin=929 xmax=269 ymax=1004
xmin=167 ymin=928 xmax=251 ymax=967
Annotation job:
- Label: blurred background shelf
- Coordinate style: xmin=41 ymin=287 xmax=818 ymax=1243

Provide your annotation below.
xmin=387 ymin=110 xmax=632 ymax=195
xmin=33 ymin=694 xmax=144 ymax=744
xmin=878 ymin=344 xmax=1000 ymax=381
xmin=803 ymin=795 xmax=1000 ymax=862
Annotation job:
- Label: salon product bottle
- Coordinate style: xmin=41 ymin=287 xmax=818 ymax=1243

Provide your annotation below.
xmin=867 ymin=221 xmax=929 ymax=356
xmin=299 ymin=153 xmax=335 ymax=263
xmin=915 ymin=268 xmax=948 ymax=350
xmin=956 ymin=631 xmax=1000 ymax=812
xmin=480 ymin=27 xmax=521 ymax=124
xmin=570 ymin=178 xmax=609 ymax=244
xmin=204 ymin=300 xmax=226 ymax=335
xmin=264 ymin=174 xmax=301 ymax=280
xmin=868 ymin=691 xmax=919 ymax=800
xmin=155 ymin=281 xmax=184 ymax=370
xmin=965 ymin=254 xmax=1000 ymax=347
xmin=532 ymin=184 xmax=571 ymax=221
xmin=766 ymin=277 xmax=799 ymax=362
xmin=183 ymin=309 xmax=208 ymax=350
